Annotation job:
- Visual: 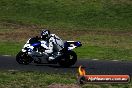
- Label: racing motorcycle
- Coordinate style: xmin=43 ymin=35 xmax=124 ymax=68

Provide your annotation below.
xmin=16 ymin=38 xmax=82 ymax=67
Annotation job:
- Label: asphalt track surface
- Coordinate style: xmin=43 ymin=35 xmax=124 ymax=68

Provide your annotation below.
xmin=0 ymin=56 xmax=132 ymax=76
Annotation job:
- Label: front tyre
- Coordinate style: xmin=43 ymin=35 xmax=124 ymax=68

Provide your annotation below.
xmin=16 ymin=51 xmax=33 ymax=65
xmin=58 ymin=51 xmax=77 ymax=67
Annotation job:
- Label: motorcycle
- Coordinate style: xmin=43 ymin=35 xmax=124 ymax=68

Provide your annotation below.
xmin=16 ymin=38 xmax=82 ymax=67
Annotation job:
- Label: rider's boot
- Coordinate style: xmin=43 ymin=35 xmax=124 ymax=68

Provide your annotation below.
xmin=47 ymin=54 xmax=57 ymax=64
xmin=48 ymin=52 xmax=61 ymax=61
xmin=48 ymin=56 xmax=55 ymax=61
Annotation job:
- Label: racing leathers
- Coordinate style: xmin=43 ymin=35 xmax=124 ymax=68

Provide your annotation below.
xmin=41 ymin=34 xmax=64 ymax=60
xmin=22 ymin=34 xmax=64 ymax=61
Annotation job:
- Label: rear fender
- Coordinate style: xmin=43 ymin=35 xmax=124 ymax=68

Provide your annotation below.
xmin=64 ymin=41 xmax=82 ymax=50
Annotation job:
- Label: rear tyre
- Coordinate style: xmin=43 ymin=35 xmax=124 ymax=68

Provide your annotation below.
xmin=16 ymin=51 xmax=33 ymax=65
xmin=58 ymin=51 xmax=77 ymax=67
xmin=34 ymin=58 xmax=41 ymax=64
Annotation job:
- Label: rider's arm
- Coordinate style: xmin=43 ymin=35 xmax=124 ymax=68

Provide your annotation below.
xmin=44 ymin=39 xmax=54 ymax=54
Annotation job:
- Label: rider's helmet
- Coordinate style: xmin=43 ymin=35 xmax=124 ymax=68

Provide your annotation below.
xmin=41 ymin=29 xmax=50 ymax=40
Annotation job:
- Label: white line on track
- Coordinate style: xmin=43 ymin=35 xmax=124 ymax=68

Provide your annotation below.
xmin=91 ymin=59 xmax=120 ymax=62
xmin=92 ymin=59 xmax=99 ymax=61
xmin=2 ymin=55 xmax=11 ymax=57
xmin=111 ymin=60 xmax=119 ymax=61
xmin=8 ymin=69 xmax=18 ymax=72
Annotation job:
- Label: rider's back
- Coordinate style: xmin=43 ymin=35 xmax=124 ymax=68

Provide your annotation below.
xmin=50 ymin=34 xmax=64 ymax=52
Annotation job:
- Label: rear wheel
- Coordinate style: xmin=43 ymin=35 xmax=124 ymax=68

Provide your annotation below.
xmin=16 ymin=51 xmax=33 ymax=65
xmin=34 ymin=58 xmax=41 ymax=64
xmin=58 ymin=51 xmax=77 ymax=67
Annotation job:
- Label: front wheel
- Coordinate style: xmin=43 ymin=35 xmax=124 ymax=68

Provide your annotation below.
xmin=58 ymin=51 xmax=77 ymax=67
xmin=16 ymin=51 xmax=33 ymax=65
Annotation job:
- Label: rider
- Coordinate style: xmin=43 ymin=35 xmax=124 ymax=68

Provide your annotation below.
xmin=40 ymin=29 xmax=64 ymax=61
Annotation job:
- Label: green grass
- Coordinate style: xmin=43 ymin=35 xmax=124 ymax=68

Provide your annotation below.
xmin=75 ymin=45 xmax=132 ymax=60
xmin=0 ymin=71 xmax=76 ymax=88
xmin=0 ymin=0 xmax=132 ymax=29
xmin=0 ymin=42 xmax=23 ymax=55
xmin=75 ymin=33 xmax=132 ymax=60
xmin=0 ymin=0 xmax=132 ymax=60
xmin=0 ymin=71 xmax=131 ymax=88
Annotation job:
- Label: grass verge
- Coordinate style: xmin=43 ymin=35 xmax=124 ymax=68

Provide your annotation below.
xmin=0 ymin=0 xmax=132 ymax=29
xmin=0 ymin=42 xmax=23 ymax=56
xmin=0 ymin=71 xmax=131 ymax=88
